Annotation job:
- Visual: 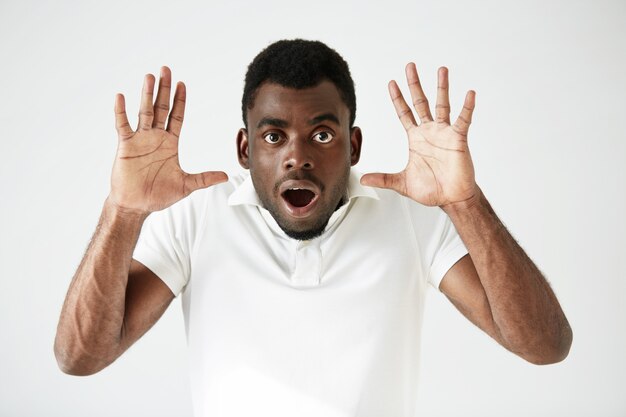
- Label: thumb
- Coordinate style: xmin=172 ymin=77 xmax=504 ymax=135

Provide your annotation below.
xmin=185 ymin=171 xmax=229 ymax=194
xmin=360 ymin=172 xmax=404 ymax=193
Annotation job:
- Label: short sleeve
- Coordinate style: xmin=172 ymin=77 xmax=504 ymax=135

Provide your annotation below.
xmin=406 ymin=200 xmax=468 ymax=290
xmin=133 ymin=194 xmax=204 ymax=296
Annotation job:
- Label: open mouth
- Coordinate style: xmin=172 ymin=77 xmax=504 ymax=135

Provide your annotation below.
xmin=279 ymin=179 xmax=321 ymax=217
xmin=282 ymin=188 xmax=316 ymax=208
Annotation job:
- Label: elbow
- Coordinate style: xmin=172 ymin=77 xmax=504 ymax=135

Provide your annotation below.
xmin=524 ymin=349 xmax=569 ymax=366
xmin=55 ymin=357 xmax=99 ymax=377
xmin=54 ymin=337 xmax=110 ymax=376
xmin=55 ymin=359 xmax=93 ymax=377
xmin=522 ymin=325 xmax=573 ymax=366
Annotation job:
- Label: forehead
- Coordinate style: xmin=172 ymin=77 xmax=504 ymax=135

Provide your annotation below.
xmin=247 ymin=81 xmax=349 ymax=127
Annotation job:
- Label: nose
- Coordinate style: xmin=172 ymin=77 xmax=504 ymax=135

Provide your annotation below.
xmin=283 ymin=139 xmax=314 ymax=170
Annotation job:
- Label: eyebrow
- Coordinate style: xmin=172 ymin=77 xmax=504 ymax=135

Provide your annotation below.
xmin=256 ymin=113 xmax=341 ymax=129
xmin=257 ymin=117 xmax=288 ymax=129
xmin=308 ymin=113 xmax=340 ymax=126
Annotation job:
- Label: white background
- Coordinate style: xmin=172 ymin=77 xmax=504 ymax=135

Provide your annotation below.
xmin=1 ymin=0 xmax=625 ymax=416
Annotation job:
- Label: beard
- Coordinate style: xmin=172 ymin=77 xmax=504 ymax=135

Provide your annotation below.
xmin=253 ymin=168 xmax=350 ymax=241
xmin=279 ymin=218 xmax=332 ymax=241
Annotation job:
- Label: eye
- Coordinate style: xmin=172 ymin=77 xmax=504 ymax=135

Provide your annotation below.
xmin=313 ymin=131 xmax=334 ymax=143
xmin=263 ymin=132 xmax=281 ymax=144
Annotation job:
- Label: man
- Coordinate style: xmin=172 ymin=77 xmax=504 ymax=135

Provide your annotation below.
xmin=55 ymin=40 xmax=572 ymax=416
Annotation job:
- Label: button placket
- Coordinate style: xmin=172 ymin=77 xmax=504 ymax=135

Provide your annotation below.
xmin=290 ymin=239 xmax=322 ymax=287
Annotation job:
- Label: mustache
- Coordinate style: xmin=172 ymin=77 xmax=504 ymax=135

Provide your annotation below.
xmin=273 ymin=171 xmax=325 ymax=193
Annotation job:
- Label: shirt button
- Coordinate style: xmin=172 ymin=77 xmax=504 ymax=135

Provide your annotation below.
xmin=291 ymin=241 xmax=322 ymax=287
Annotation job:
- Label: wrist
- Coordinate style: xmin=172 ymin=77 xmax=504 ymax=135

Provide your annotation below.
xmin=104 ymin=196 xmax=150 ymax=224
xmin=441 ymin=185 xmax=484 ymax=217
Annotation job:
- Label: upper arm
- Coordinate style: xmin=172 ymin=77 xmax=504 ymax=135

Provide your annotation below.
xmin=439 ymin=254 xmax=505 ymax=346
xmin=118 ymin=259 xmax=176 ymax=352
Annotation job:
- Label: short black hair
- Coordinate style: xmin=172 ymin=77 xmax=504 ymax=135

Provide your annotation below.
xmin=242 ymin=39 xmax=356 ymax=128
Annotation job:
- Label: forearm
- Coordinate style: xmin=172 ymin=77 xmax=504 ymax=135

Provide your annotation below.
xmin=443 ymin=187 xmax=572 ymax=364
xmin=54 ymin=198 xmax=148 ymax=375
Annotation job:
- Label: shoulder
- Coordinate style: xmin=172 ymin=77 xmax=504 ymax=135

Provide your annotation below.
xmin=192 ymin=172 xmax=244 ymax=201
xmin=179 ymin=171 xmax=246 ymax=208
xmin=144 ymin=172 xmax=244 ymax=226
xmin=362 ymin=184 xmax=440 ymax=220
xmin=360 ymin=185 xmax=452 ymax=239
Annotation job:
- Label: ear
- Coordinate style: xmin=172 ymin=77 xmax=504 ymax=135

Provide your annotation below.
xmin=236 ymin=128 xmax=250 ymax=169
xmin=349 ymin=126 xmax=362 ymax=166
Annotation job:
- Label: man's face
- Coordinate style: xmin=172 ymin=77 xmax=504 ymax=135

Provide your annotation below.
xmin=237 ymin=80 xmax=362 ymax=240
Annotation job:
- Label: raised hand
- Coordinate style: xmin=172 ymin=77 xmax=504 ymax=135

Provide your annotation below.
xmin=361 ymin=64 xmax=478 ymax=208
xmin=109 ymin=67 xmax=228 ymax=214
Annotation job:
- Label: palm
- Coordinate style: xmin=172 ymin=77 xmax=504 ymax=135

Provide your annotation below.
xmin=401 ymin=120 xmax=475 ymax=206
xmin=109 ymin=67 xmax=227 ymax=214
xmin=113 ymin=129 xmax=191 ymax=212
xmin=362 ymin=64 xmax=477 ymax=207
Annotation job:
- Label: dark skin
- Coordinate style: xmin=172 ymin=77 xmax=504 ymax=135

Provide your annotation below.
xmin=362 ymin=64 xmax=572 ymax=363
xmin=55 ymin=65 xmax=571 ymax=376
xmin=236 ymin=81 xmax=362 ymax=239
xmin=54 ymin=68 xmax=226 ymax=374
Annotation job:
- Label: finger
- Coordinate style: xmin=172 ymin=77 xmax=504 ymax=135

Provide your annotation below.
xmin=435 ymin=67 xmax=451 ymax=124
xmin=138 ymin=74 xmax=155 ymax=130
xmin=166 ymin=82 xmax=186 ymax=138
xmin=360 ymin=172 xmax=405 ymax=195
xmin=153 ymin=66 xmax=172 ymax=130
xmin=405 ymin=63 xmax=433 ymax=123
xmin=114 ymin=94 xmax=133 ymax=140
xmin=184 ymin=171 xmax=229 ymax=195
xmin=452 ymin=90 xmax=476 ymax=138
xmin=388 ymin=80 xmax=417 ymax=131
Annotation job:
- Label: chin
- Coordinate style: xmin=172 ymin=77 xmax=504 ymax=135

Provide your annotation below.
xmin=272 ymin=195 xmax=347 ymax=241
xmin=281 ymin=223 xmax=328 ymax=241
xmin=274 ymin=211 xmax=331 ymax=240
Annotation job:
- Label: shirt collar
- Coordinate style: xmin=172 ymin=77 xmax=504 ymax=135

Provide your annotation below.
xmin=227 ymin=169 xmax=379 ymax=208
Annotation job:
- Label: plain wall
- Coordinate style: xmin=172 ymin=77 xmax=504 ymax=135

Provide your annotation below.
xmin=1 ymin=0 xmax=625 ymax=415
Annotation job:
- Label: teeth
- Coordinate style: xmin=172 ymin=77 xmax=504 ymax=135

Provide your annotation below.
xmin=287 ymin=188 xmax=315 ymax=193
xmin=283 ymin=187 xmax=316 ymax=194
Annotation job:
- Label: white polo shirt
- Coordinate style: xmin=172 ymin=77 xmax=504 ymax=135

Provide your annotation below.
xmin=133 ymin=170 xmax=468 ymax=417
